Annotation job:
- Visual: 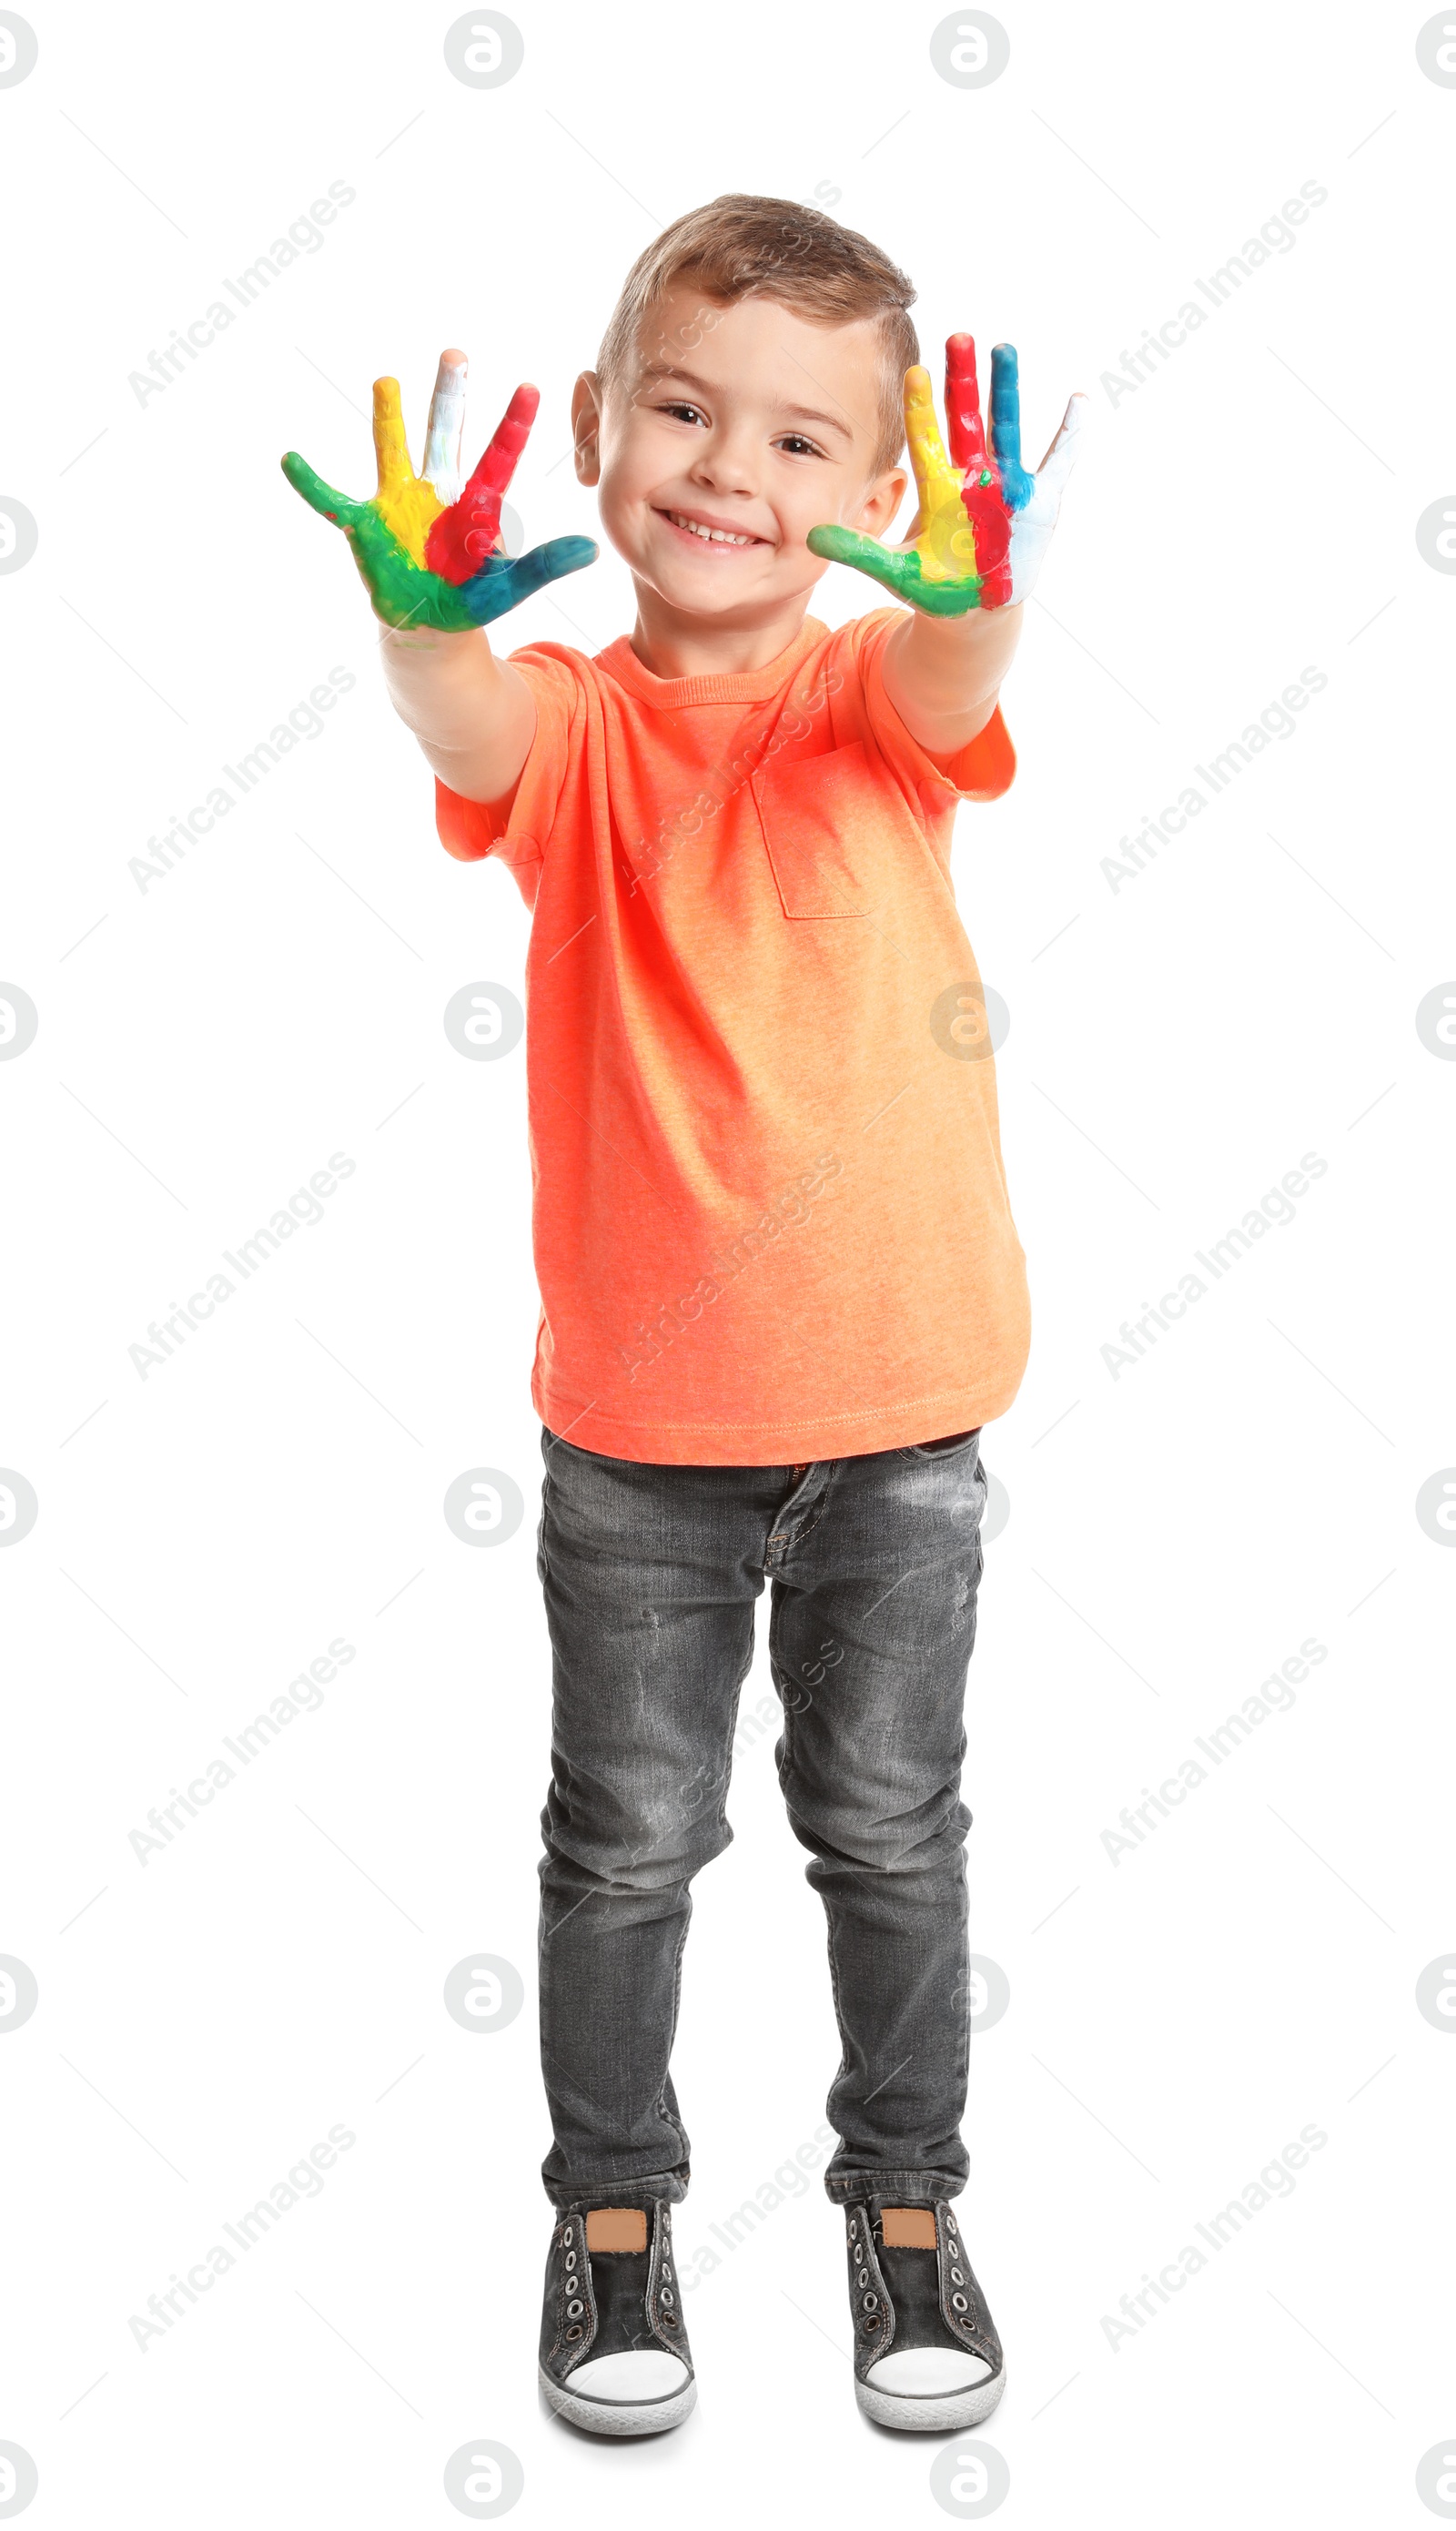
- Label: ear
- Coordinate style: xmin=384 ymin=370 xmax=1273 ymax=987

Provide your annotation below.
xmin=854 ymin=462 xmax=908 ymax=542
xmin=572 ymin=371 xmax=603 ymax=486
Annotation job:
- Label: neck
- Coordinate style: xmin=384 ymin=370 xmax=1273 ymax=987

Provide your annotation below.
xmin=625 ymin=582 xmax=814 ymax=680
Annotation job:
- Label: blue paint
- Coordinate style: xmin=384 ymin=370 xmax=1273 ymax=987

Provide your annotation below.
xmin=989 ymin=346 xmax=1035 ymax=513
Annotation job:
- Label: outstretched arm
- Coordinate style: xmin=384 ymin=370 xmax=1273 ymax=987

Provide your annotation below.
xmin=379 ymin=608 xmax=538 ymax=812
xmin=883 ymin=580 xmax=1024 ymax=759
xmin=809 ymin=336 xmax=1083 ymax=758
xmin=283 ymin=349 xmax=596 ymax=805
xmin=380 ymin=359 xmax=539 ymax=805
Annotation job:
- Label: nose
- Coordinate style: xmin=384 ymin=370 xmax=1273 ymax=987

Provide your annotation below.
xmin=686 ymin=426 xmax=759 ymax=499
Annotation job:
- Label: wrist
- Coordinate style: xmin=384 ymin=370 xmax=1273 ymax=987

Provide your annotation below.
xmin=910 ymin=596 xmax=1022 ymax=642
xmin=377 ymin=618 xmax=487 ymax=656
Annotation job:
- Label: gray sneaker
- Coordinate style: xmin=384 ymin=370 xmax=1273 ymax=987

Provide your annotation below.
xmin=538 ymin=2202 xmax=695 ymax=2436
xmin=844 ymin=2199 xmax=1006 ymax=2431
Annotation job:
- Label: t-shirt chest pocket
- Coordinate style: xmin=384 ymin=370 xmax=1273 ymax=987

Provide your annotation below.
xmin=750 ymin=740 xmax=917 ymax=919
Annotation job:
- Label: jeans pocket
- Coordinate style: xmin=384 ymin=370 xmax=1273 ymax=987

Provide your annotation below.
xmin=897 ymin=1426 xmax=982 ymax=1462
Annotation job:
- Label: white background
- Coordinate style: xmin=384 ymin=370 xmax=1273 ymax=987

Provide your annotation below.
xmin=3 ymin=1 xmax=1454 ymax=2523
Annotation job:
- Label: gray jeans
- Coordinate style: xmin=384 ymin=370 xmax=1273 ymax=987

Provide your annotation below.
xmin=535 ymin=1422 xmax=989 ymax=2212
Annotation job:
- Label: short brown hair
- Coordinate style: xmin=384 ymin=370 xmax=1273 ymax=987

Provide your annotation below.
xmin=596 ymin=193 xmax=919 ymax=477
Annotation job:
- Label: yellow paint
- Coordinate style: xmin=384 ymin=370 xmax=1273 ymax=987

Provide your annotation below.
xmin=902 ymin=367 xmax=976 ymax=585
xmin=371 ymin=377 xmax=444 ymax=565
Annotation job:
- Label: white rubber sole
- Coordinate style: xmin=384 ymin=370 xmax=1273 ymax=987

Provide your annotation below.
xmin=854 ymin=2363 xmax=1006 ymax=2433
xmin=540 ymin=2363 xmax=697 ymax=2437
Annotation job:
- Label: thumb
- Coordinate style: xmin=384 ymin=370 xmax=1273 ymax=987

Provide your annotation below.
xmin=806 ymin=523 xmax=905 ymax=592
xmin=460 ymin=536 xmax=599 ymax=624
xmin=508 ymin=533 xmax=600 ymax=593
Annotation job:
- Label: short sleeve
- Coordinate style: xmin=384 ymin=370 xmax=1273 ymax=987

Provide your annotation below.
xmin=850 ymin=608 xmax=1016 ymax=807
xmin=433 ymin=651 xmax=580 ymax=867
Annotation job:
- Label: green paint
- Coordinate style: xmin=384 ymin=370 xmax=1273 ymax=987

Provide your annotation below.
xmin=282 ymin=453 xmax=477 ymax=628
xmin=281 ymin=452 xmax=598 ymax=631
xmin=805 ymin=522 xmax=987 ymax=617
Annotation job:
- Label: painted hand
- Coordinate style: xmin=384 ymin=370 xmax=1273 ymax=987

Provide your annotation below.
xmin=807 ymin=338 xmax=1084 ymax=614
xmin=281 ymin=351 xmax=597 ymax=630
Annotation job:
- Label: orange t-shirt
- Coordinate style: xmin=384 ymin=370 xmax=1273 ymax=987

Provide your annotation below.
xmin=436 ymin=606 xmax=1030 ymax=1464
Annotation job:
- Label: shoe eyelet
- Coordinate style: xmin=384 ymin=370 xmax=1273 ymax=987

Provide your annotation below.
xmin=662 ymin=2260 xmax=672 ymax=2278
xmin=567 ymin=2299 xmax=584 ymax=2318
xmin=662 ymin=2312 xmax=679 ymax=2330
xmin=848 ymin=2217 xmax=858 ymax=2238
xmin=864 ymin=2311 xmax=882 ymax=2330
xmin=661 ymin=2287 xmax=674 ymax=2305
xmin=951 ymin=2292 xmax=968 ymax=2312
xmin=565 ymin=2323 xmax=582 ymax=2340
xmin=564 ymin=2250 xmax=576 ymax=2271
xmin=951 ymin=2266 xmax=965 ymax=2284
xmin=563 ymin=2225 xmax=573 ymax=2246
xmin=857 ymin=2266 xmax=868 ymax=2286
xmin=863 ymin=2292 xmax=878 ymax=2312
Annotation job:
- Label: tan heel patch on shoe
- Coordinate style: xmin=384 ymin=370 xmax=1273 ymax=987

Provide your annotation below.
xmin=584 ymin=2207 xmax=649 ymax=2253
xmin=881 ymin=2206 xmax=937 ymax=2248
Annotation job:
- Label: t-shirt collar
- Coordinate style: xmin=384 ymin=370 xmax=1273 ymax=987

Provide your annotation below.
xmin=594 ymin=617 xmax=826 ymax=708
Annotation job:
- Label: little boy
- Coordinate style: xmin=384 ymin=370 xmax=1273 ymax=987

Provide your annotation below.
xmin=285 ymin=192 xmax=1079 ymax=2439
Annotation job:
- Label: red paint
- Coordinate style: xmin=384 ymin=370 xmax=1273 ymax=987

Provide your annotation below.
xmin=945 ymin=333 xmax=988 ymax=471
xmin=426 ymin=382 xmax=540 ymax=584
xmin=944 ymin=335 xmax=1012 ymax=604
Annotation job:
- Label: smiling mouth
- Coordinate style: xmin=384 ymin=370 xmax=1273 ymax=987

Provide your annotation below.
xmin=656 ymin=508 xmax=769 ymax=550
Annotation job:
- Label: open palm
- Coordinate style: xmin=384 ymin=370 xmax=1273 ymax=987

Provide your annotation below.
xmin=282 ymin=351 xmax=597 ymax=631
xmin=808 ymin=336 xmax=1083 ymax=614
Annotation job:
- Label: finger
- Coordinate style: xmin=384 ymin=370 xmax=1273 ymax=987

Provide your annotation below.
xmin=281 ymin=451 xmax=362 ymax=525
xmin=422 ymin=349 xmax=469 ymax=502
xmin=427 ymin=383 xmax=541 ymax=582
xmin=461 ymin=382 xmax=541 ymax=518
xmin=372 ymin=376 xmax=416 ymax=503
xmin=810 ymin=522 xmax=983 ymax=614
xmin=806 ymin=522 xmax=915 ymax=592
xmin=945 ymin=334 xmax=988 ymax=473
xmin=1035 ymin=392 xmax=1086 ymax=499
xmin=508 ymin=533 xmax=600 ymax=593
xmin=460 ymin=533 xmax=599 ymax=625
xmin=988 ymin=345 xmax=1034 ymax=511
xmin=904 ymin=366 xmax=957 ymax=508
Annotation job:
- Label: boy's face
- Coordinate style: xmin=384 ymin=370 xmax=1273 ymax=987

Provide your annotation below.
xmin=573 ymin=287 xmax=907 ymax=625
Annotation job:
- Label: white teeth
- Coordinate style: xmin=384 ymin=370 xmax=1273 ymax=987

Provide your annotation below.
xmin=668 ymin=511 xmax=756 ymax=545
